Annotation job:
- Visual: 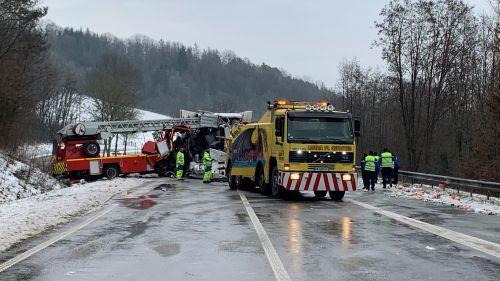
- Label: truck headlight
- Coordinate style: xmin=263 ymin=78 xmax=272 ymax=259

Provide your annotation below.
xmin=342 ymin=174 xmax=352 ymax=181
xmin=290 ymin=173 xmax=300 ymax=180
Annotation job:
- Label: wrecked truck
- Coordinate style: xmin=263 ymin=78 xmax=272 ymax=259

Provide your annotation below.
xmin=52 ymin=110 xmax=251 ymax=180
xmin=155 ymin=110 xmax=252 ymax=179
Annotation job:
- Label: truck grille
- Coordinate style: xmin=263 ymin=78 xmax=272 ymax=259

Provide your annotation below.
xmin=289 ymin=151 xmax=353 ymax=163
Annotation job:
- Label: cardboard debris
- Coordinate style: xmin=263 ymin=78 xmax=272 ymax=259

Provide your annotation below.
xmin=386 ymin=184 xmax=499 ymax=215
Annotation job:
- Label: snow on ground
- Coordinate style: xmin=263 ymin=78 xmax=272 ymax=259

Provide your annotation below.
xmin=24 ymin=95 xmax=171 ymax=156
xmin=385 ymin=183 xmax=500 ymax=215
xmin=0 ymin=177 xmax=146 ymax=252
xmin=0 ymin=153 xmax=62 ymax=204
xmin=78 ymin=95 xmax=171 ymax=122
xmin=17 ymin=143 xmax=53 ymax=159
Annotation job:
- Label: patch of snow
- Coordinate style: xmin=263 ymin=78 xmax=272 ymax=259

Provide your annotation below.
xmin=17 ymin=143 xmax=53 ymax=158
xmin=24 ymin=95 xmax=171 ymax=156
xmin=0 ymin=153 xmax=62 ymax=204
xmin=77 ymin=95 xmax=170 ymax=122
xmin=0 ymin=177 xmax=146 ymax=252
xmin=386 ymin=184 xmax=500 ymax=215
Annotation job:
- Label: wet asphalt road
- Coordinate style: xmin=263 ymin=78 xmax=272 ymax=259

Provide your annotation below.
xmin=1 ymin=178 xmax=499 ymax=281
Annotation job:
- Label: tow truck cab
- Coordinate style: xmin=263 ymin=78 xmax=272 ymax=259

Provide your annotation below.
xmin=227 ymin=101 xmax=360 ymax=200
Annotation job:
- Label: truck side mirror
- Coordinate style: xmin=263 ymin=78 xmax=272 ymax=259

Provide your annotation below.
xmin=275 ymin=117 xmax=283 ymax=137
xmin=354 ymin=119 xmax=361 ymax=137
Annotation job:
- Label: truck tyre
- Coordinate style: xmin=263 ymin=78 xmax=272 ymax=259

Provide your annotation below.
xmin=103 ymin=165 xmax=119 ymax=179
xmin=156 ymin=163 xmax=169 ymax=177
xmin=314 ymin=191 xmax=327 ymax=198
xmin=329 ymin=191 xmax=345 ymax=201
xmin=227 ymin=163 xmax=237 ymax=190
xmin=256 ymin=166 xmax=270 ymax=195
xmin=83 ymin=141 xmax=100 ymax=158
xmin=270 ymin=166 xmax=284 ymax=198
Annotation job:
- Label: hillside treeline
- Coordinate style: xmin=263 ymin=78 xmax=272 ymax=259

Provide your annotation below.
xmin=45 ymin=25 xmax=332 ymax=116
xmin=337 ymin=0 xmax=499 ymax=180
xmin=1 ymin=0 xmax=498 ymax=181
xmin=0 ymin=0 xmax=330 ymax=153
xmin=0 ymin=0 xmax=80 ymax=152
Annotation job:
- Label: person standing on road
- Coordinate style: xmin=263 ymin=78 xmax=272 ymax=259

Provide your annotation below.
xmin=176 ymin=147 xmax=185 ymax=180
xmin=360 ymin=153 xmax=369 ymax=190
xmin=380 ymin=148 xmax=394 ymax=188
xmin=392 ymin=154 xmax=399 ymax=185
xmin=364 ymin=151 xmax=377 ymax=191
xmin=374 ymin=152 xmax=380 ymax=184
xmin=202 ymin=149 xmax=213 ymax=183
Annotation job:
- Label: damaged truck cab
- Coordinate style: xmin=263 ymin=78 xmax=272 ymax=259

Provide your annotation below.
xmin=226 ymin=101 xmax=360 ymax=200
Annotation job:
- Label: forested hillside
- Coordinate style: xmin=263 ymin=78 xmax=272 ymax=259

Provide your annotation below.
xmin=1 ymin=0 xmax=497 ymax=180
xmin=45 ymin=24 xmax=332 ymax=116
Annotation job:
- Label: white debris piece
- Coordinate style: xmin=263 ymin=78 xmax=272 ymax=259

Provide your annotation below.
xmin=0 ymin=177 xmax=144 ymax=252
xmin=386 ymin=184 xmax=500 ymax=215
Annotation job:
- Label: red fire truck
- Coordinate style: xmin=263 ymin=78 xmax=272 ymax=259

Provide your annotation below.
xmin=52 ymin=115 xmax=218 ymax=180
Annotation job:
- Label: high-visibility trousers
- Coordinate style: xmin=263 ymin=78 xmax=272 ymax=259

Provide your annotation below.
xmin=203 ymin=165 xmax=212 ymax=182
xmin=176 ymin=165 xmax=184 ymax=179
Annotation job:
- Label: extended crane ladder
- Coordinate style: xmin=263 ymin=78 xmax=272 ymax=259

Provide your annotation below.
xmin=57 ymin=114 xmax=218 ymax=138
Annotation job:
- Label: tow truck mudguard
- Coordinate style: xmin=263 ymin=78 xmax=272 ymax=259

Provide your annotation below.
xmin=278 ymin=172 xmax=357 ymax=191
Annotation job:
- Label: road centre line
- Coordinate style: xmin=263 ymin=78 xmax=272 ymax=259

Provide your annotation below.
xmin=348 ymin=199 xmax=500 ymax=259
xmin=0 ymin=204 xmax=117 ymax=273
xmin=0 ymin=181 xmax=160 ymax=273
xmin=239 ymin=192 xmax=292 ymax=281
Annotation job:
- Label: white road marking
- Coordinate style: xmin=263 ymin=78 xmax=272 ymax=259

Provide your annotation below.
xmin=0 ymin=204 xmax=117 ymax=273
xmin=239 ymin=191 xmax=292 ymax=281
xmin=0 ymin=181 xmax=161 ymax=273
xmin=349 ymin=199 xmax=500 ymax=259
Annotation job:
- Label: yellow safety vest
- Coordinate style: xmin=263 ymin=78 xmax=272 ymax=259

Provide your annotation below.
xmin=365 ymin=155 xmax=376 ymax=172
xmin=381 ymin=152 xmax=394 ymax=168
xmin=202 ymin=151 xmax=212 ymax=167
xmin=176 ymin=151 xmax=185 ymax=166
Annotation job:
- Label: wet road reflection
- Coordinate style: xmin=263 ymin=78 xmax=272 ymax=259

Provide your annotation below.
xmin=341 ymin=216 xmax=352 ymax=250
xmin=287 ymin=204 xmax=304 ymax=273
xmin=119 ymin=194 xmax=158 ymax=209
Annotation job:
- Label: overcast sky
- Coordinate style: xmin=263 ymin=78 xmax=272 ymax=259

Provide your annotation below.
xmin=41 ymin=0 xmax=492 ymax=88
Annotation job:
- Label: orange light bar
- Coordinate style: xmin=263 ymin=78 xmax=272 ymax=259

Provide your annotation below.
xmin=277 ymin=100 xmax=287 ymax=105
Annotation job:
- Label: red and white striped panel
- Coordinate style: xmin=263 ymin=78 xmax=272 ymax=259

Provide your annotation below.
xmin=278 ymin=172 xmax=357 ymax=191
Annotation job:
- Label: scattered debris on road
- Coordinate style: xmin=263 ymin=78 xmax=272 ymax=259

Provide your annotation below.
xmin=386 ymin=184 xmax=500 ymax=215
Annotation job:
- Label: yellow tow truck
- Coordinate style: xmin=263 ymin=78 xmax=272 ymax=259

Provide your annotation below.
xmin=225 ymin=100 xmax=360 ymax=200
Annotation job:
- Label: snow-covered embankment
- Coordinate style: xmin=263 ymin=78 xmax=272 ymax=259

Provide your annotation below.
xmin=0 ymin=153 xmax=146 ymax=252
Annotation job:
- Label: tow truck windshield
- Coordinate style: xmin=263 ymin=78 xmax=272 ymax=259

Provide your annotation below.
xmin=287 ymin=116 xmax=353 ymax=144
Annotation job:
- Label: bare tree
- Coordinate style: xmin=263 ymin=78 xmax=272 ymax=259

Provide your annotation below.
xmin=376 ymin=0 xmax=476 ymax=171
xmin=86 ymin=53 xmax=141 ymax=156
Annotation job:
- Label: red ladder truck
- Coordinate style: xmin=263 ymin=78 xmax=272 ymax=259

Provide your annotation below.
xmin=52 ymin=114 xmax=219 ymax=180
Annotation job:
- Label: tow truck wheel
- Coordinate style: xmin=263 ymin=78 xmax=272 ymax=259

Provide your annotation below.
xmin=227 ymin=163 xmax=237 ymax=190
xmin=270 ymin=166 xmax=284 ymax=198
xmin=314 ymin=191 xmax=327 ymax=198
xmin=256 ymin=167 xmax=270 ymax=195
xmin=83 ymin=141 xmax=100 ymax=158
xmin=329 ymin=191 xmax=345 ymax=201
xmin=104 ymin=165 xmax=119 ymax=179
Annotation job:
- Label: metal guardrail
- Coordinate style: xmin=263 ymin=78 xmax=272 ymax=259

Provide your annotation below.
xmin=356 ymin=166 xmax=500 ymax=199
